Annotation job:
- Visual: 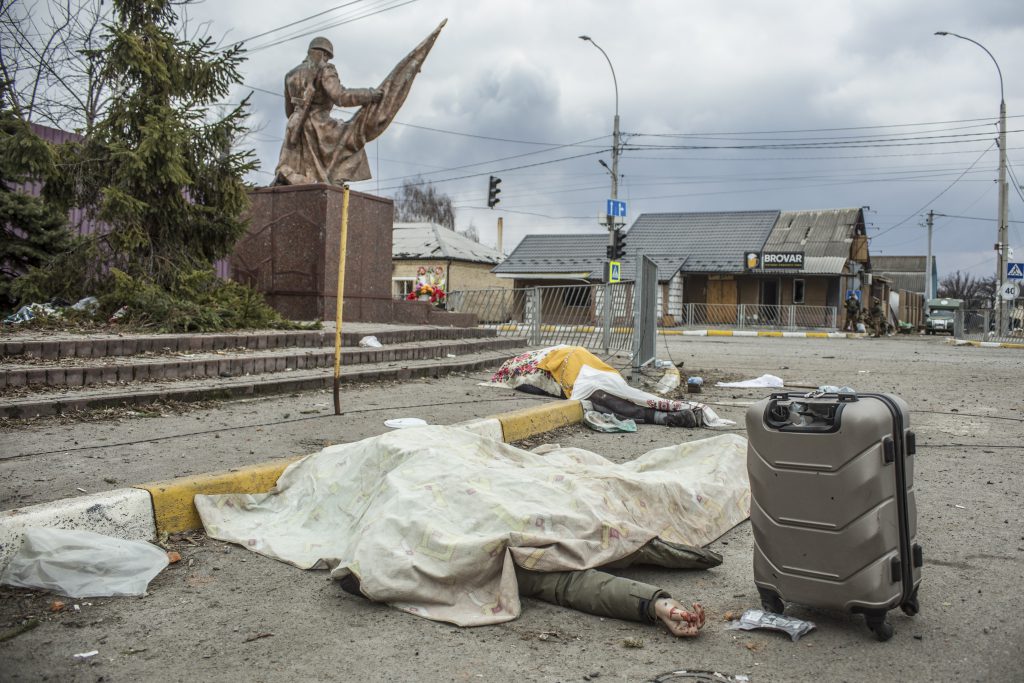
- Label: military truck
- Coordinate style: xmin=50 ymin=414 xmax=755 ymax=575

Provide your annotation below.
xmin=924 ymin=298 xmax=962 ymax=335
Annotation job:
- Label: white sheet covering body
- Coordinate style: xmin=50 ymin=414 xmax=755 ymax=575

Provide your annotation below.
xmin=196 ymin=426 xmax=750 ymax=627
xmin=570 ymin=365 xmax=736 ymax=427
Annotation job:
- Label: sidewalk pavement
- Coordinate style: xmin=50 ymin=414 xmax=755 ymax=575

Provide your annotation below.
xmin=0 ymin=398 xmax=584 ymax=571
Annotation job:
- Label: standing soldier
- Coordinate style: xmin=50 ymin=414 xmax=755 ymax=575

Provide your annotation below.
xmin=871 ymin=297 xmax=885 ymax=337
xmin=844 ymin=292 xmax=861 ymax=331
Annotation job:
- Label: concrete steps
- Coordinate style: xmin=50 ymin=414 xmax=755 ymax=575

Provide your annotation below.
xmin=0 ymin=324 xmax=528 ymax=418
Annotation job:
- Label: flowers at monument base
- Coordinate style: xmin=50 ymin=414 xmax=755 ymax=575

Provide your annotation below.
xmin=406 ymin=283 xmax=446 ymax=303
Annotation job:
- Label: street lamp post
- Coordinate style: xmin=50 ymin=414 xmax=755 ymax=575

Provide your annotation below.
xmin=935 ymin=31 xmax=1009 ymax=335
xmin=579 ymin=35 xmax=620 ymax=203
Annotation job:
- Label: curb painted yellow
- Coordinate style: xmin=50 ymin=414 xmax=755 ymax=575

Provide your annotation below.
xmin=957 ymin=339 xmax=1024 ymax=349
xmin=496 ymin=399 xmax=584 ymax=443
xmin=707 ymin=329 xmax=733 ymax=337
xmin=757 ymin=331 xmax=783 ymax=337
xmin=134 ymin=401 xmax=588 ymax=535
xmin=136 ymin=457 xmax=302 ymax=535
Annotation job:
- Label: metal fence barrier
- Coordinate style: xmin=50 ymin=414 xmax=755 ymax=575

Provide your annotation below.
xmin=955 ymin=305 xmax=1024 ymax=344
xmin=444 ymin=284 xmax=635 ymax=353
xmin=665 ymin=303 xmax=837 ymax=331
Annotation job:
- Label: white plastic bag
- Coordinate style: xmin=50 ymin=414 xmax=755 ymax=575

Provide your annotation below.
xmin=358 ymin=335 xmax=383 ymax=348
xmin=0 ymin=527 xmax=169 ymax=598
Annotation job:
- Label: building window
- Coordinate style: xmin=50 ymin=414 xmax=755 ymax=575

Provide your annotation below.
xmin=793 ymin=279 xmax=805 ymax=304
xmin=563 ymin=286 xmax=591 ymax=308
xmin=393 ymin=278 xmax=416 ymax=298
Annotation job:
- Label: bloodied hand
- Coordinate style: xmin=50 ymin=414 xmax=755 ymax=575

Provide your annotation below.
xmin=654 ymin=598 xmax=706 ymax=637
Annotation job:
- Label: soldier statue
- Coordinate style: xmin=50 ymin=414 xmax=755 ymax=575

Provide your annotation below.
xmin=274 ymin=21 xmax=446 ymax=186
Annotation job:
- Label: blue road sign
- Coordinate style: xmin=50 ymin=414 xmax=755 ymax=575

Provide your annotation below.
xmin=1007 ymin=262 xmax=1024 ymax=281
xmin=606 ymin=199 xmax=627 ymax=217
xmin=608 ymin=261 xmax=622 ymax=283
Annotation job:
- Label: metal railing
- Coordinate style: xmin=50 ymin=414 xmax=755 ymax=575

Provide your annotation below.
xmin=664 ymin=303 xmax=838 ymax=331
xmin=955 ymin=306 xmax=1024 ymax=344
xmin=444 ymin=284 xmax=635 ymax=352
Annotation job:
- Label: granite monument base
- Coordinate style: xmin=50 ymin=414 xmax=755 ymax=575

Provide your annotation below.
xmin=231 ymin=184 xmax=474 ymax=326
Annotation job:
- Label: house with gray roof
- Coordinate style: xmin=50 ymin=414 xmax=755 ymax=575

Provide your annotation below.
xmin=392 ymin=222 xmax=509 ymax=298
xmin=494 ymin=208 xmax=872 ymax=323
xmin=870 ymin=255 xmax=936 ymax=296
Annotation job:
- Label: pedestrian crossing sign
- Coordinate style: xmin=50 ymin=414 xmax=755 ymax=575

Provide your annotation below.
xmin=1007 ymin=262 xmax=1024 ymax=281
xmin=608 ymin=261 xmax=621 ymax=283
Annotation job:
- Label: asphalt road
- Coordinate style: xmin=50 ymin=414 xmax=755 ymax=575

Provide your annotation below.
xmin=2 ymin=335 xmax=1022 ymax=682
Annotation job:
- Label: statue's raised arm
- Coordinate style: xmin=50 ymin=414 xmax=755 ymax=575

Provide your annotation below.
xmin=273 ymin=20 xmax=447 ymax=186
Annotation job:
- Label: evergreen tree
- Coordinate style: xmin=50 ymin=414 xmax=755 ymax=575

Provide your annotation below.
xmin=0 ymin=105 xmax=75 ymax=312
xmin=16 ymin=0 xmax=293 ymax=331
xmin=51 ymin=0 xmax=256 ymax=283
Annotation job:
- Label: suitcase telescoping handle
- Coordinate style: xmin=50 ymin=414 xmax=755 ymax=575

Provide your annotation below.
xmin=763 ymin=391 xmax=857 ymax=433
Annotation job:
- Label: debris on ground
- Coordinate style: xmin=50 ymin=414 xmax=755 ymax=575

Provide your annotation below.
xmin=583 ymin=410 xmax=637 ymax=433
xmin=715 ymin=374 xmax=784 ymax=389
xmin=358 ymin=335 xmax=383 ymax=348
xmin=243 ymin=631 xmax=273 ymax=642
xmin=1 ymin=528 xmax=169 ymax=598
xmin=0 ymin=619 xmax=39 ymax=643
xmin=72 ymin=650 xmax=99 ymax=660
xmin=725 ymin=608 xmax=815 ymax=641
xmin=622 ymin=637 xmax=645 ymax=648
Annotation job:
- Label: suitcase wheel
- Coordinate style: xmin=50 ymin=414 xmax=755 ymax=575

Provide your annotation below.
xmin=757 ymin=587 xmax=785 ymax=614
xmin=864 ymin=613 xmax=894 ymax=642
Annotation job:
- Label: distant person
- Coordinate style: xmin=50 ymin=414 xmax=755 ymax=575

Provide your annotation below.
xmin=871 ymin=298 xmax=885 ymax=337
xmin=844 ymin=293 xmax=861 ymax=331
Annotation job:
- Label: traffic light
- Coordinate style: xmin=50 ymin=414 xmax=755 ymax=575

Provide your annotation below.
xmin=487 ymin=176 xmax=502 ymax=208
xmin=606 ymin=228 xmax=626 ymax=260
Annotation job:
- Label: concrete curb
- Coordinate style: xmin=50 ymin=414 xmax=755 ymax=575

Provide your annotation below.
xmin=0 ymin=400 xmax=583 ymax=569
xmin=949 ymin=337 xmax=1024 ymax=349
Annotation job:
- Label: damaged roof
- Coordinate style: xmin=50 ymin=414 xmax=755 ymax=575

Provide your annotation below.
xmin=392 ymin=223 xmax=505 ymax=264
xmin=763 ymin=208 xmax=865 ymax=274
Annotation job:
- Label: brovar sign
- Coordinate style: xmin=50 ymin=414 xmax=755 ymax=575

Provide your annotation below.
xmin=760 ymin=252 xmax=805 ymax=269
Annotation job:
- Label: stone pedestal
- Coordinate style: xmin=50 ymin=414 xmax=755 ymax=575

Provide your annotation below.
xmin=232 ymin=184 xmax=395 ymax=322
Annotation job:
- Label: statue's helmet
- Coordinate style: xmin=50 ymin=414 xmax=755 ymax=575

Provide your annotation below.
xmin=309 ymin=36 xmax=334 ymax=59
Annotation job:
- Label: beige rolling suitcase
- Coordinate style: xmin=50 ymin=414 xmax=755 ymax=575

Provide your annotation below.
xmin=746 ymin=391 xmax=922 ymax=640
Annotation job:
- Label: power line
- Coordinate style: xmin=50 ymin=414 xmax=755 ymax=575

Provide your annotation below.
xmin=245 ymin=0 xmax=419 ymax=54
xmin=872 ymin=143 xmax=995 ymax=239
xmin=230 ymin=0 xmax=367 ymax=45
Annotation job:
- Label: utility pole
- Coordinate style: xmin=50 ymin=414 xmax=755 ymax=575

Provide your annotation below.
xmin=925 ymin=210 xmax=934 ymax=300
xmin=996 ymin=95 xmax=1009 ymax=335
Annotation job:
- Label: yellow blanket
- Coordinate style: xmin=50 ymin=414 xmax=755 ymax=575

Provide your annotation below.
xmin=537 ymin=346 xmax=616 ymax=397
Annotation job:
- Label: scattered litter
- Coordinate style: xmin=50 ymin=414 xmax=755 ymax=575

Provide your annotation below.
xmin=583 ymin=410 xmax=637 ymax=433
xmin=73 ymin=650 xmax=99 ymax=660
xmin=243 ymin=632 xmax=274 ymax=643
xmin=166 ymin=551 xmax=182 ymax=564
xmin=818 ymin=385 xmax=856 ymax=394
xmin=536 ymin=631 xmax=560 ymax=641
xmin=856 ymin=322 xmax=867 ymax=333
xmin=686 ymin=376 xmax=704 ymax=394
xmin=647 ymin=671 xmax=749 ymax=682
xmin=622 ymin=637 xmax=645 ymax=648
xmin=722 ymin=610 xmax=741 ymax=621
xmin=384 ymin=417 xmax=429 ymax=429
xmin=49 ymin=600 xmax=66 ymax=612
xmin=725 ymin=608 xmax=815 ymax=641
xmin=109 ymin=305 xmax=129 ymax=323
xmin=654 ymin=359 xmax=677 ymax=369
xmin=2 ymin=302 xmax=58 ymax=324
xmin=0 ymin=527 xmax=170 ymax=598
xmin=654 ymin=366 xmax=681 ymax=394
xmin=954 ymin=504 xmax=966 ymax=509
xmin=716 ymin=374 xmax=784 ymax=389
xmin=75 ymin=487 xmax=87 ymax=493
xmin=71 ymin=296 xmax=99 ymax=312
xmin=358 ymin=335 xmax=383 ymax=348
xmin=446 ymin=353 xmax=456 ymax=358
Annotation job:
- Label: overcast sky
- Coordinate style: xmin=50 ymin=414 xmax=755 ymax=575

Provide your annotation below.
xmin=183 ymin=0 xmax=1024 ymax=279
